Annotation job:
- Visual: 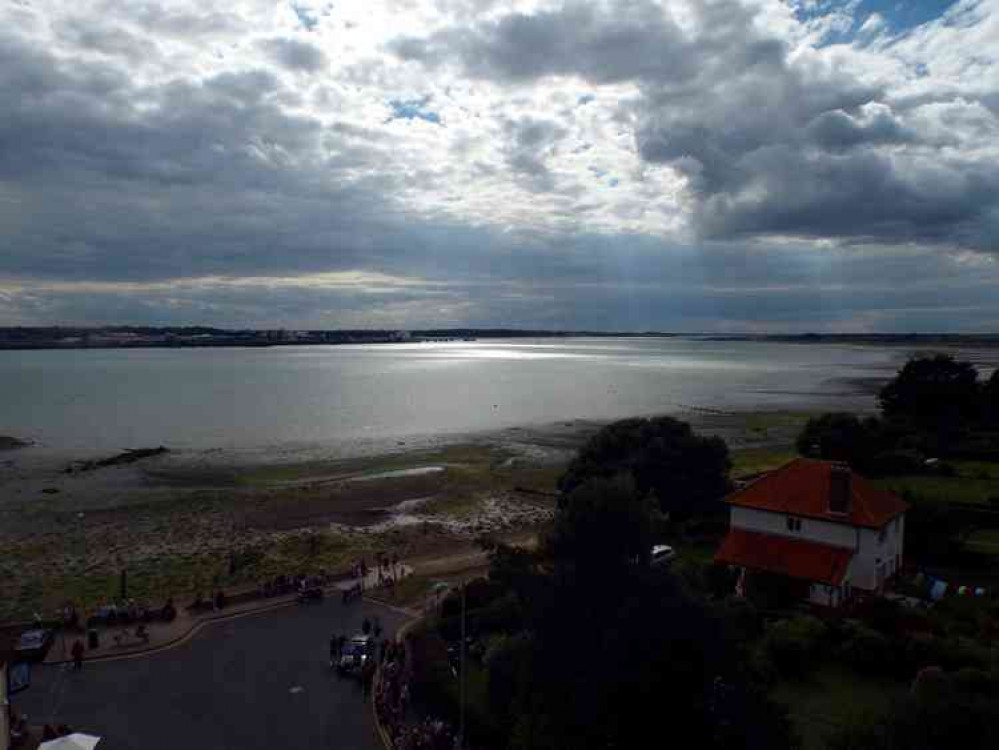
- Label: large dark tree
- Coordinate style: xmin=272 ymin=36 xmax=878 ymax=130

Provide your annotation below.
xmin=546 ymin=475 xmax=660 ymax=575
xmin=983 ymin=369 xmax=999 ymax=426
xmin=496 ymin=477 xmax=792 ymax=750
xmin=796 ymin=412 xmax=876 ymax=466
xmin=878 ymin=355 xmax=980 ymax=434
xmin=559 ymin=416 xmax=731 ymax=518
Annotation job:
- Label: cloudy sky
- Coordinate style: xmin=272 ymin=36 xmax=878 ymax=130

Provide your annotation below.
xmin=1 ymin=0 xmax=997 ymax=332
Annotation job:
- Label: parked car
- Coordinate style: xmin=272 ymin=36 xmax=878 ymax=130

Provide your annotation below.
xmin=16 ymin=629 xmax=55 ymax=662
xmin=337 ymin=634 xmax=374 ymax=675
xmin=651 ymin=545 xmax=677 ymax=567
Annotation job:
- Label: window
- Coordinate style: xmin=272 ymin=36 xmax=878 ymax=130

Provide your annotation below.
xmin=785 ymin=516 xmax=802 ymax=532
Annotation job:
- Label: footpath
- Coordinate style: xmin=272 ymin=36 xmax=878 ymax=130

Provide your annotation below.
xmin=41 ymin=564 xmax=413 ymax=666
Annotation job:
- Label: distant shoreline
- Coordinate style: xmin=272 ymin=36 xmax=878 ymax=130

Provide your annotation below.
xmin=2 ymin=328 xmax=998 ymax=352
xmin=0 ymin=328 xmax=682 ymax=351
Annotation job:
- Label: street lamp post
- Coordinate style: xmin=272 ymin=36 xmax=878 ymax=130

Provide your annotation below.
xmin=459 ymin=581 xmax=466 ymax=750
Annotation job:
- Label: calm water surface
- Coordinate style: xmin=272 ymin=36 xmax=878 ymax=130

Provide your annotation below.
xmin=0 ymin=338 xmax=906 ymax=451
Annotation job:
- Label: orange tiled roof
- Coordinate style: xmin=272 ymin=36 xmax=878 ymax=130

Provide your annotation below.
xmin=715 ymin=529 xmax=853 ymax=585
xmin=726 ymin=458 xmax=908 ymax=529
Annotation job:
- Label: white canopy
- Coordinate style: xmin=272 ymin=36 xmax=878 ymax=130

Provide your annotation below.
xmin=39 ymin=733 xmax=102 ymax=750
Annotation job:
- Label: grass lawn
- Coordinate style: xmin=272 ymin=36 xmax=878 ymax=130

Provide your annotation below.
xmin=730 ymin=447 xmax=799 ymax=478
xmin=951 ymin=460 xmax=999 ymax=481
xmin=771 ymin=665 xmax=906 ymax=750
xmin=872 ymin=474 xmax=999 ymax=506
xmin=966 ymin=528 xmax=999 ymax=556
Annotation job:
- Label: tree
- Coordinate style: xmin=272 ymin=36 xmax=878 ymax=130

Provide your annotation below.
xmin=506 ymin=473 xmax=791 ymax=750
xmin=559 ymin=416 xmax=731 ymax=518
xmin=547 ymin=474 xmax=661 ymax=575
xmin=878 ymin=355 xmax=980 ymax=436
xmin=796 ymin=412 xmax=875 ymax=466
xmin=508 ymin=563 xmax=792 ymax=750
xmin=983 ymin=369 xmax=999 ymax=426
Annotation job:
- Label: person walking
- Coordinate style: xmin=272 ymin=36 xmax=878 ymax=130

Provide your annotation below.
xmin=71 ymin=639 xmax=84 ymax=671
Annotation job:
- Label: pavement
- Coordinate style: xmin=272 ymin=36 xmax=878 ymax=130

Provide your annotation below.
xmin=13 ymin=597 xmax=411 ymax=750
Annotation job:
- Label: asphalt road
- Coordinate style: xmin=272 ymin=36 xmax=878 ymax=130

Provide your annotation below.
xmin=14 ymin=599 xmax=411 ymax=750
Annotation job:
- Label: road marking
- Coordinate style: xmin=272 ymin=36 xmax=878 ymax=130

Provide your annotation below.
xmin=289 ymin=686 xmax=304 ymax=694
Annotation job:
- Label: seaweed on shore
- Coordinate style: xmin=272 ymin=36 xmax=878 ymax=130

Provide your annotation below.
xmin=65 ymin=446 xmax=170 ymax=473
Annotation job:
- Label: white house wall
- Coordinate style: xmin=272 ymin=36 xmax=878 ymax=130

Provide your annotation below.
xmin=730 ymin=506 xmax=859 ymax=549
xmin=853 ymin=516 xmax=905 ymax=591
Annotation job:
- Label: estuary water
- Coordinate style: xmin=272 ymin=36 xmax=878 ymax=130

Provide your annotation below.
xmin=0 ymin=337 xmax=909 ymax=451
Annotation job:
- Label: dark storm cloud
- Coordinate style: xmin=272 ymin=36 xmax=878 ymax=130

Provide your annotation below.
xmin=803 ymin=107 xmax=915 ymax=151
xmin=393 ymin=0 xmax=999 ymax=252
xmin=6 ymin=241 xmax=998 ymax=332
xmin=0 ymin=28 xmax=408 ymax=282
xmin=257 ymin=37 xmax=329 ymax=73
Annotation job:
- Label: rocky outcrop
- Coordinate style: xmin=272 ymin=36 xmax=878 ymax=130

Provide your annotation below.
xmin=0 ymin=435 xmax=31 ymax=450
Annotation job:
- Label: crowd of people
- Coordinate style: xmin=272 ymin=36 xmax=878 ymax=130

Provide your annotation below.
xmin=260 ymin=572 xmax=330 ymax=598
xmin=392 ymin=718 xmax=457 ymax=750
xmin=375 ymin=641 xmax=412 ymax=743
xmin=375 ymin=639 xmax=459 ymax=750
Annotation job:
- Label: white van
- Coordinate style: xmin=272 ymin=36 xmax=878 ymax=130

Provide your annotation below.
xmin=651 ymin=545 xmax=676 ymax=567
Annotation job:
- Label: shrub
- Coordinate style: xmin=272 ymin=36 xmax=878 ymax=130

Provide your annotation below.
xmin=714 ymin=598 xmax=764 ymax=645
xmin=938 ymin=462 xmax=957 ymax=477
xmin=932 ymin=596 xmax=992 ymax=639
xmin=951 ymin=667 xmax=993 ymax=696
xmin=903 ymin=634 xmax=989 ymax=673
xmin=866 ymin=597 xmax=907 ymax=636
xmin=824 ymin=711 xmax=891 ymax=750
xmin=837 ymin=623 xmax=895 ymax=677
xmin=704 ymin=562 xmax=740 ymax=599
xmin=440 ymin=577 xmax=505 ymax=619
xmin=407 ymin=625 xmax=457 ymax=720
xmin=762 ymin=615 xmax=828 ymax=678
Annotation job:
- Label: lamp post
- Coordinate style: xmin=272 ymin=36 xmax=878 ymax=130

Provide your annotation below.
xmin=430 ymin=580 xmax=466 ymax=749
xmin=459 ymin=580 xmax=466 ymax=750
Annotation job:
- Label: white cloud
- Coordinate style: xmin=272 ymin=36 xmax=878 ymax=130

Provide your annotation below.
xmin=1 ymin=1 xmax=998 ymax=330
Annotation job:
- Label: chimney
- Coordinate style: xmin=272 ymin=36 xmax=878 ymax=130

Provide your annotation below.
xmin=828 ymin=462 xmax=851 ymax=515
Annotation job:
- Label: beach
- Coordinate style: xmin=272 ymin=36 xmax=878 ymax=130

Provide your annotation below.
xmin=1 ymin=408 xmax=811 ymax=622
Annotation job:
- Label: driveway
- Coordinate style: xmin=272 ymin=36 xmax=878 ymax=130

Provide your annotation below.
xmin=14 ymin=599 xmax=410 ymax=750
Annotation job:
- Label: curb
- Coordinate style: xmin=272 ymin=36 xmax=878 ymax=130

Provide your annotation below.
xmin=44 ymin=594 xmax=304 ymax=666
xmin=43 ymin=578 xmax=371 ymax=667
xmin=38 ymin=571 xmax=418 ymax=667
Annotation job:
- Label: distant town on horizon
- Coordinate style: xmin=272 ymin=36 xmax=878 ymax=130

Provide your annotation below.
xmin=2 ymin=326 xmax=999 ymax=351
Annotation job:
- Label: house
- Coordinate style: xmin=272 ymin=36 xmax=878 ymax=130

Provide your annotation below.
xmin=715 ymin=458 xmax=909 ymax=607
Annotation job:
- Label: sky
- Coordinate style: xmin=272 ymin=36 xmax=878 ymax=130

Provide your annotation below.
xmin=0 ymin=0 xmax=997 ymax=333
